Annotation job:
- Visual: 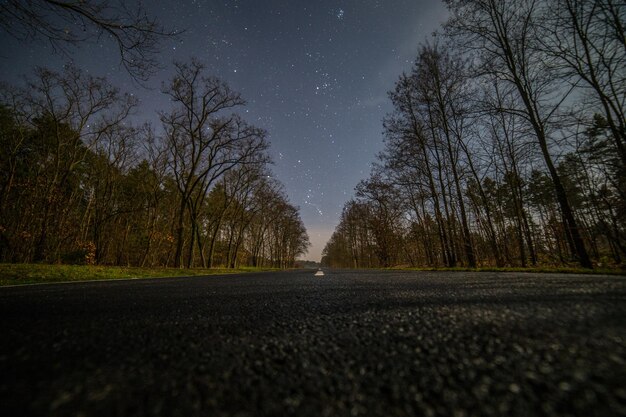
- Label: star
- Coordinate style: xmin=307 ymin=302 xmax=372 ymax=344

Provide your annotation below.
xmin=0 ymin=0 xmax=446 ymax=263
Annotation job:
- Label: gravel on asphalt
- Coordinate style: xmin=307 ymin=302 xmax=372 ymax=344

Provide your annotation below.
xmin=0 ymin=270 xmax=624 ymax=417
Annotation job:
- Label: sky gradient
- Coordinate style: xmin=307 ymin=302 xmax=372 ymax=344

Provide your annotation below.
xmin=0 ymin=0 xmax=448 ymax=261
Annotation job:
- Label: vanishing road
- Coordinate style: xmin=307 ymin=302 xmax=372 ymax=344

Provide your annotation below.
xmin=1 ymin=270 xmax=625 ymax=417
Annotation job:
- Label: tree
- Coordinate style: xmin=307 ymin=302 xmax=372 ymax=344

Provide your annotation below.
xmin=0 ymin=65 xmax=308 ymax=269
xmin=0 ymin=65 xmax=136 ymax=263
xmin=355 ymin=174 xmax=404 ymax=267
xmin=0 ymin=0 xmax=178 ymax=81
xmin=412 ymin=44 xmax=477 ymax=267
xmin=445 ymin=0 xmax=593 ymax=268
xmin=324 ymin=1 xmax=621 ymax=269
xmin=161 ymin=59 xmax=269 ymax=268
xmin=542 ymin=0 xmax=625 ymax=168
xmin=384 ymin=73 xmax=457 ymax=267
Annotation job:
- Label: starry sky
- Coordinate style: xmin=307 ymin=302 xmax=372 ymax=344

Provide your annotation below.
xmin=0 ymin=0 xmax=448 ymax=261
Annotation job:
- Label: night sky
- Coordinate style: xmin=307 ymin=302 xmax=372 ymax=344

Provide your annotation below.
xmin=0 ymin=0 xmax=448 ymax=261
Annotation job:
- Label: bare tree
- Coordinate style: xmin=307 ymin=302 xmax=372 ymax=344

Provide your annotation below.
xmin=324 ymin=1 xmax=622 ymax=270
xmin=0 ymin=65 xmax=309 ymax=268
xmin=445 ymin=0 xmax=593 ymax=268
xmin=413 ymin=44 xmax=477 ymax=267
xmin=541 ymin=0 xmax=625 ymax=167
xmin=20 ymin=65 xmax=135 ymax=262
xmin=0 ymin=0 xmax=178 ymax=81
xmin=385 ymin=74 xmax=457 ymax=267
xmin=161 ymin=59 xmax=269 ymax=268
xmin=355 ymin=173 xmax=405 ymax=267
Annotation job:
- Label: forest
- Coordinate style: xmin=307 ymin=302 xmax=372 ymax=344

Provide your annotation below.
xmin=0 ymin=60 xmax=310 ymax=268
xmin=322 ymin=0 xmax=625 ymax=269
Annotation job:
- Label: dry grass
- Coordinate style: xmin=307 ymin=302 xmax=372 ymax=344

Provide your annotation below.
xmin=0 ymin=264 xmax=279 ymax=286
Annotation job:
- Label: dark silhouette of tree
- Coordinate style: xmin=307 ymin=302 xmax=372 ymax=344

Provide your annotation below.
xmin=323 ymin=1 xmax=624 ymax=270
xmin=445 ymin=0 xmax=592 ymax=268
xmin=161 ymin=59 xmax=270 ymax=268
xmin=0 ymin=63 xmax=309 ymax=268
xmin=0 ymin=0 xmax=179 ymax=81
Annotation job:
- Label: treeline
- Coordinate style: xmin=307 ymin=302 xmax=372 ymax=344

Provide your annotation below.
xmin=0 ymin=60 xmax=309 ymax=268
xmin=323 ymin=0 xmax=624 ymax=269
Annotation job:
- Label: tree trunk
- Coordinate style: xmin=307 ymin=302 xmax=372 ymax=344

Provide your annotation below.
xmin=173 ymin=198 xmax=186 ymax=268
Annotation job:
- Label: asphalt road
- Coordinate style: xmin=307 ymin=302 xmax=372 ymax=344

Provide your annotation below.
xmin=1 ymin=270 xmax=625 ymax=417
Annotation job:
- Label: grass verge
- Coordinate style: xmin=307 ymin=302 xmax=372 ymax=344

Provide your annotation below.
xmin=0 ymin=264 xmax=280 ymax=287
xmin=392 ymin=266 xmax=625 ymax=275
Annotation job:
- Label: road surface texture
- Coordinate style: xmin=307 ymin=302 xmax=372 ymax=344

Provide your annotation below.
xmin=1 ymin=270 xmax=625 ymax=417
